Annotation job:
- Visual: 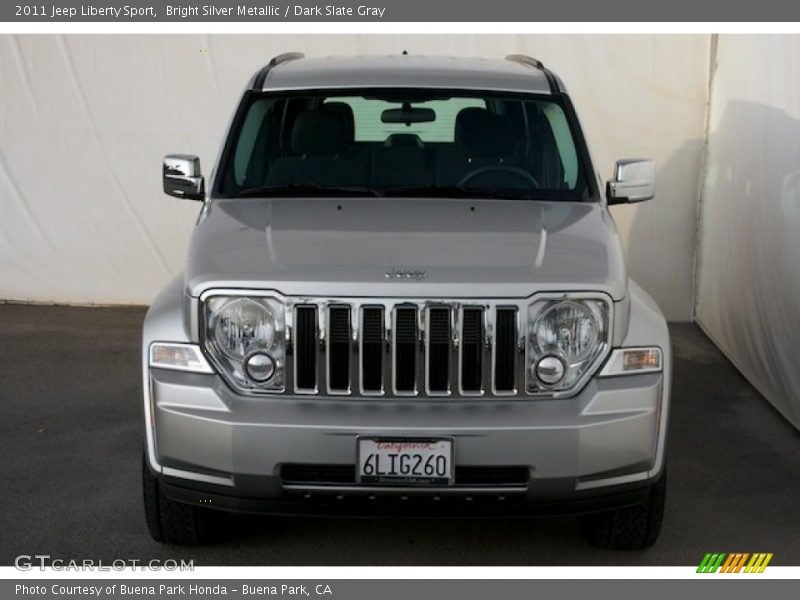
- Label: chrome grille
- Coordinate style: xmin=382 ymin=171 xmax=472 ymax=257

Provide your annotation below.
xmin=360 ymin=307 xmax=384 ymax=393
xmin=460 ymin=308 xmax=483 ymax=393
xmin=288 ymin=299 xmax=528 ymax=398
xmin=294 ymin=305 xmax=318 ymax=391
xmin=327 ymin=306 xmax=351 ymax=392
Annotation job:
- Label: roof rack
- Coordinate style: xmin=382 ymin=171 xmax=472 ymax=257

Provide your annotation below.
xmin=268 ymin=52 xmax=305 ymax=67
xmin=505 ymin=54 xmax=559 ymax=94
xmin=505 ymin=54 xmax=544 ymax=69
xmin=252 ymin=52 xmax=305 ymax=90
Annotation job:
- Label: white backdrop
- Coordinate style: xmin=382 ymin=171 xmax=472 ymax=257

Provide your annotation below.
xmin=695 ymin=35 xmax=800 ymax=429
xmin=0 ymin=34 xmax=710 ymax=319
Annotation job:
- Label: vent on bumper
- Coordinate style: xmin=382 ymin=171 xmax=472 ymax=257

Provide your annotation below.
xmin=280 ymin=464 xmax=530 ymax=488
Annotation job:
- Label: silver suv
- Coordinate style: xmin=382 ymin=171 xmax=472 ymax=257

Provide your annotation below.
xmin=142 ymin=53 xmax=670 ymax=550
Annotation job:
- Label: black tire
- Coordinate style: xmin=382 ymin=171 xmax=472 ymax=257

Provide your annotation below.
xmin=580 ymin=470 xmax=667 ymax=550
xmin=142 ymin=454 xmax=222 ymax=545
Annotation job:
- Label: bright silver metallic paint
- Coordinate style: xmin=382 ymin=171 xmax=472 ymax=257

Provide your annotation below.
xmin=142 ymin=55 xmax=671 ymax=505
xmin=185 ymin=199 xmax=629 ymax=301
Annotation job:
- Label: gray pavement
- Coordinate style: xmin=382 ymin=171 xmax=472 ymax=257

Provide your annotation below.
xmin=0 ymin=303 xmax=798 ymax=566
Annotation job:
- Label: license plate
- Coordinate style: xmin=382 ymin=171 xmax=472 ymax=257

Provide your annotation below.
xmin=357 ymin=438 xmax=453 ymax=486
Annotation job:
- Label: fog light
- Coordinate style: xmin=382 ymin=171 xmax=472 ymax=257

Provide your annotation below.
xmin=245 ymin=352 xmax=275 ymax=382
xmin=534 ymin=355 xmax=566 ymax=385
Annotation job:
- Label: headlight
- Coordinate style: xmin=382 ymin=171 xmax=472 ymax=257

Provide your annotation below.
xmin=532 ymin=301 xmax=600 ymax=361
xmin=204 ymin=295 xmax=285 ymax=391
xmin=212 ymin=297 xmax=277 ymax=359
xmin=527 ymin=297 xmax=609 ymax=392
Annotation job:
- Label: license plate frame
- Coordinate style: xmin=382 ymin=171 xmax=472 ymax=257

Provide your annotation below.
xmin=356 ymin=436 xmax=455 ymax=486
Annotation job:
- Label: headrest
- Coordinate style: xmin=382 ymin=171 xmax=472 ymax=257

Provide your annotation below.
xmin=291 ymin=110 xmax=348 ymax=156
xmin=323 ymin=102 xmax=355 ymax=145
xmin=455 ymin=107 xmax=515 ymax=158
xmin=384 ymin=133 xmax=424 ymax=148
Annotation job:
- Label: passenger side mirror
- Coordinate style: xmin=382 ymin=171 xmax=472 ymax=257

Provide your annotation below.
xmin=163 ymin=155 xmax=204 ymax=200
xmin=606 ymin=159 xmax=655 ymax=205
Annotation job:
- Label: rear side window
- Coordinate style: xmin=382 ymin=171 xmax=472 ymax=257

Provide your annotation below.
xmin=324 ymin=97 xmax=486 ymax=142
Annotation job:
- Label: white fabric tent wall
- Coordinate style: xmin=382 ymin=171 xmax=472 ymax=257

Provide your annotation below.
xmin=695 ymin=35 xmax=800 ymax=429
xmin=0 ymin=35 xmax=709 ymax=319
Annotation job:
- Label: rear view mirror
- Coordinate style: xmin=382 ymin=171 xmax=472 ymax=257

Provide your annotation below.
xmin=606 ymin=159 xmax=655 ymax=205
xmin=163 ymin=154 xmax=204 ymax=200
xmin=381 ymin=103 xmax=436 ymax=125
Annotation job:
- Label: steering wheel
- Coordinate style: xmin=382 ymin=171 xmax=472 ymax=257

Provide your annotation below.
xmin=458 ymin=165 xmax=540 ymax=188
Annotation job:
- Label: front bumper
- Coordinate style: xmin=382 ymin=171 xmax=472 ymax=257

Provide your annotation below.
xmin=158 ymin=475 xmax=652 ymax=518
xmin=146 ymin=366 xmax=665 ymax=513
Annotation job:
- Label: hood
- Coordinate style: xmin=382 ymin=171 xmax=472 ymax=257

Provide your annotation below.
xmin=185 ymin=197 xmax=627 ymax=300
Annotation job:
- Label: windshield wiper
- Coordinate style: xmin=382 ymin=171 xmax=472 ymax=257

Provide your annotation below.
xmin=383 ymin=185 xmax=531 ymax=200
xmin=236 ymin=184 xmax=384 ymax=198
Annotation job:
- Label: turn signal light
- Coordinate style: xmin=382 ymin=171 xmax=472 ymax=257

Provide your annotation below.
xmin=149 ymin=342 xmax=214 ymax=374
xmin=599 ymin=347 xmax=662 ymax=377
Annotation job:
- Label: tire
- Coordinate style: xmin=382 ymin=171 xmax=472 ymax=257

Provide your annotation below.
xmin=580 ymin=470 xmax=667 ymax=550
xmin=142 ymin=454 xmax=222 ymax=545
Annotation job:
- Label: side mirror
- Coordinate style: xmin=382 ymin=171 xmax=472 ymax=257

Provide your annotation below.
xmin=163 ymin=155 xmax=204 ymax=200
xmin=606 ymin=159 xmax=655 ymax=205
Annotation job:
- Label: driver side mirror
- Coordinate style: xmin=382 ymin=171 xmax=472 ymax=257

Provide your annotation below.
xmin=606 ymin=159 xmax=655 ymax=205
xmin=163 ymin=154 xmax=204 ymax=200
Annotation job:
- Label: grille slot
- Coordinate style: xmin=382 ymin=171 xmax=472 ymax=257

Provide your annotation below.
xmin=394 ymin=307 xmax=418 ymax=393
xmin=361 ymin=307 xmax=384 ymax=392
xmin=461 ymin=308 xmax=483 ymax=392
xmin=494 ymin=308 xmax=517 ymax=392
xmin=455 ymin=466 xmax=530 ymax=487
xmin=281 ymin=464 xmax=354 ymax=485
xmin=295 ymin=306 xmax=318 ymax=391
xmin=427 ymin=307 xmax=451 ymax=393
xmin=280 ymin=463 xmax=529 ymax=487
xmin=328 ymin=306 xmax=351 ymax=391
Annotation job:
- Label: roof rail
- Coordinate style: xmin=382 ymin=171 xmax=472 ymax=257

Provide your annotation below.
xmin=505 ymin=54 xmax=544 ymax=69
xmin=269 ymin=52 xmax=305 ymax=67
xmin=252 ymin=52 xmax=305 ymax=90
xmin=505 ymin=54 xmax=559 ymax=94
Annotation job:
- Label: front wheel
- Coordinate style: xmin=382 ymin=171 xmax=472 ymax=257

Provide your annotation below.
xmin=142 ymin=454 xmax=223 ymax=545
xmin=580 ymin=470 xmax=667 ymax=550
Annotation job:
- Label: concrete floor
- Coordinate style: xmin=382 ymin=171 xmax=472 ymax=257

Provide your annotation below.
xmin=0 ymin=303 xmax=798 ymax=566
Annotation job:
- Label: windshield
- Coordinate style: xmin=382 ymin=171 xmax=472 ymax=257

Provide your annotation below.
xmin=216 ymin=88 xmax=593 ymax=201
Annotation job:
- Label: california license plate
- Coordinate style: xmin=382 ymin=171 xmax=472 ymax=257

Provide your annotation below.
xmin=357 ymin=438 xmax=454 ymax=486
